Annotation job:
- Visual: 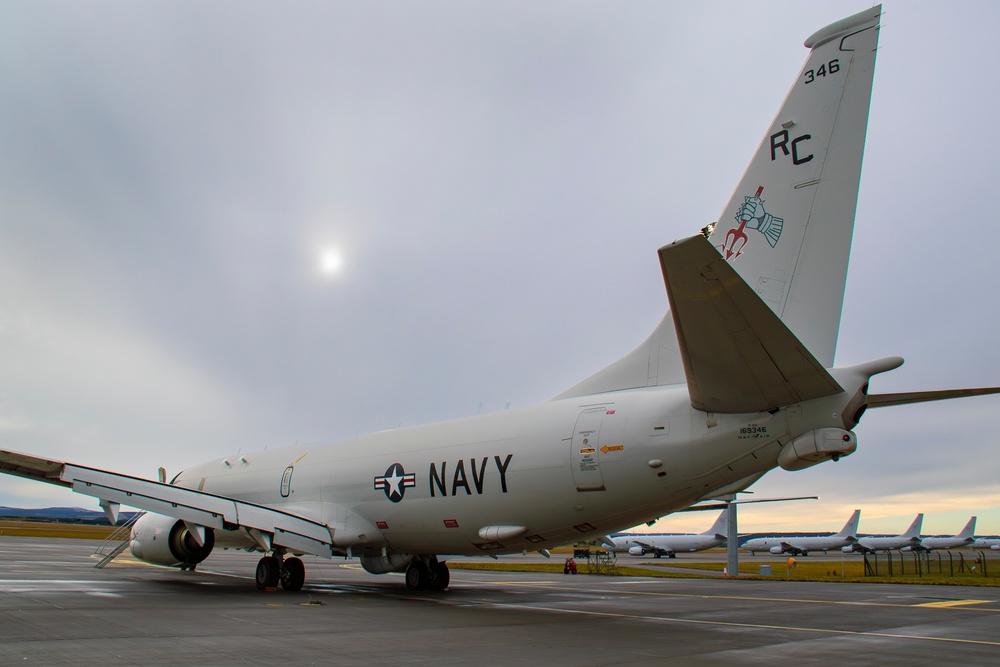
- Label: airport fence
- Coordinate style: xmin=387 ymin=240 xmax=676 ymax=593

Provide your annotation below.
xmin=863 ymin=549 xmax=991 ymax=579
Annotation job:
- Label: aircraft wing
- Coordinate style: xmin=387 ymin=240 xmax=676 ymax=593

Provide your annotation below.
xmin=633 ymin=538 xmax=671 ymax=555
xmin=659 ymin=235 xmax=843 ymax=413
xmin=0 ymin=449 xmax=335 ymax=557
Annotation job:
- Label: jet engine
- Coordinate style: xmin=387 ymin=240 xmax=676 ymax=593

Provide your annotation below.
xmin=777 ymin=428 xmax=857 ymax=471
xmin=628 ymin=546 xmax=646 ymax=556
xmin=769 ymin=546 xmax=786 ymax=555
xmin=129 ymin=513 xmax=215 ymax=567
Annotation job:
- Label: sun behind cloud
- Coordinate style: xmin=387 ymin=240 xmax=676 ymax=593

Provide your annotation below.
xmin=319 ymin=248 xmax=343 ymax=275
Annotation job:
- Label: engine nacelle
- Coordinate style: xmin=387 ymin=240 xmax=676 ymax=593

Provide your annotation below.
xmin=628 ymin=546 xmax=645 ymax=556
xmin=360 ymin=552 xmax=414 ymax=575
xmin=777 ymin=428 xmax=857 ymax=471
xmin=130 ymin=513 xmax=215 ymax=567
xmin=769 ymin=546 xmax=785 ymax=555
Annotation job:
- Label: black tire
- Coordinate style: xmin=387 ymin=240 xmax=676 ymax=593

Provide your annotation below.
xmin=255 ymin=556 xmax=280 ymax=590
xmin=405 ymin=561 xmax=428 ymax=591
xmin=280 ymin=557 xmax=306 ymax=592
xmin=429 ymin=561 xmax=450 ymax=591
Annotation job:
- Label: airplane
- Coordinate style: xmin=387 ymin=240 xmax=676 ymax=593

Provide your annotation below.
xmin=2 ymin=5 xmax=999 ymax=593
xmin=741 ymin=510 xmax=860 ymax=556
xmin=970 ymin=537 xmax=1000 ymax=551
xmin=605 ymin=511 xmax=727 ymax=558
xmin=844 ymin=513 xmax=923 ymax=553
xmin=908 ymin=516 xmax=976 ymax=551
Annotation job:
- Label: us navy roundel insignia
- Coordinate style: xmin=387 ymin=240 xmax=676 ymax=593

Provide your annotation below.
xmin=374 ymin=463 xmax=416 ymax=503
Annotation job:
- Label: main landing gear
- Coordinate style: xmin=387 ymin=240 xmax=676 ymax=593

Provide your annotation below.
xmin=255 ymin=554 xmax=306 ymax=591
xmin=404 ymin=557 xmax=450 ymax=592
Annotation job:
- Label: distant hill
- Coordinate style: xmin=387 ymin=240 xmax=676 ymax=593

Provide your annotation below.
xmin=0 ymin=506 xmax=140 ymax=524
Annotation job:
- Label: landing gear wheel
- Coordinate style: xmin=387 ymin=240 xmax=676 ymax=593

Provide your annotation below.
xmin=429 ymin=561 xmax=450 ymax=591
xmin=280 ymin=557 xmax=306 ymax=592
xmin=405 ymin=560 xmax=429 ymax=591
xmin=255 ymin=556 xmax=280 ymax=590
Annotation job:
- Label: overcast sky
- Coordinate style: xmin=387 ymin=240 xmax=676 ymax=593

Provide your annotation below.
xmin=1 ymin=1 xmax=998 ymax=536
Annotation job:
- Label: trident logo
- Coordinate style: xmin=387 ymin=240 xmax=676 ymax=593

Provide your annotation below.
xmin=722 ymin=186 xmax=783 ymax=260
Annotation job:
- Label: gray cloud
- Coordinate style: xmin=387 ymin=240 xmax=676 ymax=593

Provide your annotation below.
xmin=1 ymin=1 xmax=998 ymax=534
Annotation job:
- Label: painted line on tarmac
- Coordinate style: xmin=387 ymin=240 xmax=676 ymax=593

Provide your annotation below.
xmin=916 ymin=599 xmax=991 ymax=608
xmin=484 ymin=580 xmax=1000 ymax=613
xmin=483 ymin=601 xmax=1000 ymax=648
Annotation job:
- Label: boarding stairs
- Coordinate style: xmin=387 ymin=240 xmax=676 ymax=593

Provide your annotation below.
xmin=93 ymin=511 xmax=145 ymax=569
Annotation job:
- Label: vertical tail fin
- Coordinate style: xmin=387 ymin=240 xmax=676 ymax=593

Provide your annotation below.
xmin=958 ymin=516 xmax=977 ymax=539
xmin=838 ymin=509 xmax=862 ymax=538
xmin=556 ymin=6 xmax=880 ymax=400
xmin=703 ymin=510 xmax=727 ymax=537
xmin=707 ymin=6 xmax=880 ymax=367
xmin=904 ymin=513 xmax=924 ymax=538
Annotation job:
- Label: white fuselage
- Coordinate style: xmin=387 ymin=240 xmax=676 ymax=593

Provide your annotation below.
xmin=914 ymin=536 xmax=974 ymax=551
xmin=742 ymin=533 xmax=852 ymax=556
xmin=173 ymin=374 xmax=862 ymax=558
xmin=854 ymin=535 xmax=921 ymax=552
xmin=971 ymin=538 xmax=1000 ymax=551
xmin=609 ymin=532 xmax=724 ymax=556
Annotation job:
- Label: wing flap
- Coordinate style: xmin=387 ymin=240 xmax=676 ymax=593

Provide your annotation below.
xmin=64 ymin=464 xmax=334 ymax=555
xmin=2 ymin=450 xmax=335 ymax=557
xmin=659 ymin=235 xmax=843 ymax=413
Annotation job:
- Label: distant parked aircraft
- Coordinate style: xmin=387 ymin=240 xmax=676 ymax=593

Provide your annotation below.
xmin=909 ymin=517 xmax=976 ymax=551
xmin=606 ymin=511 xmax=727 ymax=558
xmin=742 ymin=510 xmax=860 ymax=556
xmin=845 ymin=514 xmax=923 ymax=553
xmin=971 ymin=537 xmax=1000 ymax=551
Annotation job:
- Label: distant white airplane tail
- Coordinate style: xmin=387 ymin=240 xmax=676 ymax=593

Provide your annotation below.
xmin=838 ymin=509 xmax=862 ymax=538
xmin=957 ymin=516 xmax=977 ymax=539
xmin=904 ymin=513 xmax=924 ymax=538
xmin=557 ymin=5 xmax=881 ymax=399
xmin=703 ymin=510 xmax=727 ymax=538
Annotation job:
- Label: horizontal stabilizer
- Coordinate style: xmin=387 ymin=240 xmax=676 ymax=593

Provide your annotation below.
xmin=659 ymin=235 xmax=843 ymax=413
xmin=868 ymin=387 xmax=1000 ymax=408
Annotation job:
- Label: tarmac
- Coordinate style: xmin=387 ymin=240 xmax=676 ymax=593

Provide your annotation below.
xmin=2 ymin=536 xmax=999 ymax=665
